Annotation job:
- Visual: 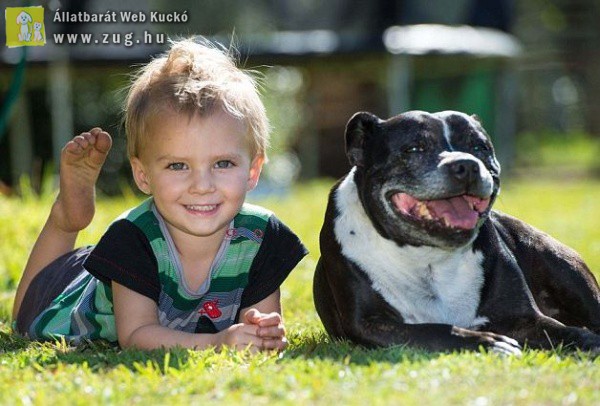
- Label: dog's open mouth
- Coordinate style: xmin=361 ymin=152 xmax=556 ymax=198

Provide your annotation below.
xmin=391 ymin=193 xmax=491 ymax=230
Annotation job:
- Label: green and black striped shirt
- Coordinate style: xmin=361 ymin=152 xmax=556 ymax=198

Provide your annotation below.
xmin=28 ymin=198 xmax=307 ymax=343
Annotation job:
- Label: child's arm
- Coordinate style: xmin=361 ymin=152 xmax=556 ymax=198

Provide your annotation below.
xmin=112 ymin=281 xmax=277 ymax=351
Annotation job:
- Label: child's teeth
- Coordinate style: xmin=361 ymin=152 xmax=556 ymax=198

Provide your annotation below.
xmin=188 ymin=205 xmax=216 ymax=211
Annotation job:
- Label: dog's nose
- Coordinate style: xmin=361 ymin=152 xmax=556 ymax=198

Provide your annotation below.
xmin=449 ymin=159 xmax=479 ymax=181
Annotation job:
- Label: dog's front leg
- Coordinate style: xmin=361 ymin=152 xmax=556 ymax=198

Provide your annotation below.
xmin=352 ymin=297 xmax=520 ymax=354
xmin=315 ymin=257 xmax=520 ymax=354
xmin=360 ymin=315 xmax=521 ymax=355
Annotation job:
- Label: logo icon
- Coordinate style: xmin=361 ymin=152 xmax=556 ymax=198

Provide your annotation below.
xmin=5 ymin=6 xmax=46 ymax=48
xmin=198 ymin=300 xmax=222 ymax=319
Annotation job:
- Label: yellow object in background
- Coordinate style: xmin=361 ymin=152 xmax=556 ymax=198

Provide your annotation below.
xmin=5 ymin=6 xmax=46 ymax=48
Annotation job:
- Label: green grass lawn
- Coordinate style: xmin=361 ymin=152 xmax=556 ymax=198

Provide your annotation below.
xmin=1 ymin=176 xmax=599 ymax=405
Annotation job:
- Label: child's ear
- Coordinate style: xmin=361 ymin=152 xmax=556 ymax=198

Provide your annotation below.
xmin=247 ymin=154 xmax=265 ymax=191
xmin=130 ymin=157 xmax=152 ymax=195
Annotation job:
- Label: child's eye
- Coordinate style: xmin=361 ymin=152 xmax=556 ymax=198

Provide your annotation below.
xmin=167 ymin=162 xmax=187 ymax=171
xmin=214 ymin=160 xmax=234 ymax=169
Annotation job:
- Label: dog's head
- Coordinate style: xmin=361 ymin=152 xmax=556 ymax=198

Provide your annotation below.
xmin=16 ymin=11 xmax=32 ymax=25
xmin=346 ymin=110 xmax=501 ymax=249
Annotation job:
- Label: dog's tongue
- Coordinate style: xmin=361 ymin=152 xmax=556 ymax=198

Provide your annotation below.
xmin=426 ymin=196 xmax=480 ymax=229
xmin=392 ymin=193 xmax=490 ymax=230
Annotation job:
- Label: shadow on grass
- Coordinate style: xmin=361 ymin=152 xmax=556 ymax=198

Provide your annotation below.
xmin=4 ymin=326 xmax=595 ymax=373
xmin=281 ymin=329 xmax=600 ymax=364
xmin=0 ymin=330 xmax=193 ymax=373
xmin=1 ymin=327 xmax=441 ymax=373
xmin=282 ymin=330 xmax=443 ymax=365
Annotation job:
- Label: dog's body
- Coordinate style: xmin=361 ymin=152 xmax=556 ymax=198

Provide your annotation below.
xmin=314 ymin=111 xmax=600 ymax=353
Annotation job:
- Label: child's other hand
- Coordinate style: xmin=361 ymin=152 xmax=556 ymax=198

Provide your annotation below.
xmin=216 ymin=323 xmax=262 ymax=352
xmin=241 ymin=309 xmax=288 ymax=351
xmin=216 ymin=320 xmax=286 ymax=352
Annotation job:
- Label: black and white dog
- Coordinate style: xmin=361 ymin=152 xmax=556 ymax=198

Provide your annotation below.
xmin=313 ymin=110 xmax=600 ymax=354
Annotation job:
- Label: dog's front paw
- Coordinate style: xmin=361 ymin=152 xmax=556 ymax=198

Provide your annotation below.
xmin=477 ymin=332 xmax=522 ymax=356
xmin=489 ymin=338 xmax=523 ymax=357
xmin=452 ymin=326 xmax=522 ymax=356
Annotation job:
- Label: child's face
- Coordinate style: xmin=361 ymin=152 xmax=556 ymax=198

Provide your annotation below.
xmin=130 ymin=108 xmax=263 ymax=245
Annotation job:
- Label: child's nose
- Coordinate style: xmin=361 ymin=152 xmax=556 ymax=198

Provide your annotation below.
xmin=189 ymin=169 xmax=216 ymax=194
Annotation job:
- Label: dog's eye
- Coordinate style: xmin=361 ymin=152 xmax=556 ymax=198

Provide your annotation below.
xmin=473 ymin=144 xmax=490 ymax=152
xmin=405 ymin=145 xmax=425 ymax=153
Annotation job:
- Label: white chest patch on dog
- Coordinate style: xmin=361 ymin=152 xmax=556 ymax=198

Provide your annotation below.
xmin=333 ymin=170 xmax=488 ymax=329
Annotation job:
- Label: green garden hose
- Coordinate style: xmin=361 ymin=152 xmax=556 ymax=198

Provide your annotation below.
xmin=0 ymin=47 xmax=28 ymax=141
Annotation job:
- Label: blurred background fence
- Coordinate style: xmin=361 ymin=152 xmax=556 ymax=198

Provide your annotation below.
xmin=1 ymin=0 xmax=599 ymax=195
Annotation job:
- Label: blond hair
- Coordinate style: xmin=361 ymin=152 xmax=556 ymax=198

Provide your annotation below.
xmin=124 ymin=37 xmax=269 ymax=159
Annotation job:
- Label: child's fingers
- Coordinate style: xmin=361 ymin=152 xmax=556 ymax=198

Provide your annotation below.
xmin=228 ymin=324 xmax=263 ymax=347
xmin=261 ymin=337 xmax=288 ymax=351
xmin=257 ymin=312 xmax=282 ymax=327
xmin=220 ymin=323 xmax=287 ymax=352
xmin=257 ymin=324 xmax=286 ymax=339
xmin=243 ymin=308 xmax=262 ymax=324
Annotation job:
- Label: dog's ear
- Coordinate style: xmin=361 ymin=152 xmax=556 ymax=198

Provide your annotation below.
xmin=345 ymin=112 xmax=379 ymax=167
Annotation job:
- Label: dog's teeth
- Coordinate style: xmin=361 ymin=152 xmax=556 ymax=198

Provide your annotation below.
xmin=416 ymin=202 xmax=433 ymax=219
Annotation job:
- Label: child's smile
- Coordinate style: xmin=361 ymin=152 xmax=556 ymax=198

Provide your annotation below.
xmin=130 ymin=107 xmax=263 ymax=251
xmin=184 ymin=204 xmax=219 ymax=215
